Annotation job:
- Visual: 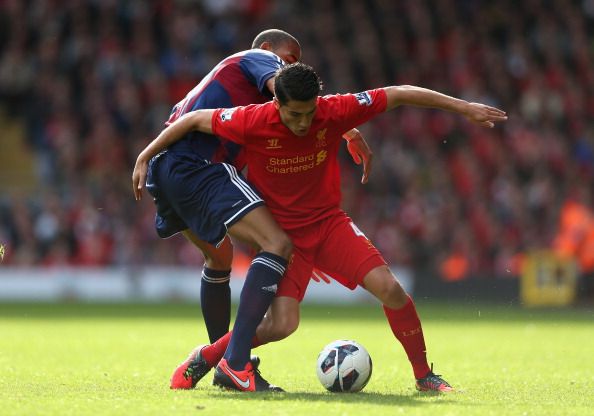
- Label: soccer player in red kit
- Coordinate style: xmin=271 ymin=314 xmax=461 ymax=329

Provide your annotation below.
xmin=133 ymin=63 xmax=507 ymax=392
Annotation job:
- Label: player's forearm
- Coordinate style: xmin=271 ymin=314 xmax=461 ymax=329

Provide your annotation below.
xmin=137 ymin=110 xmax=215 ymax=162
xmin=384 ymin=85 xmax=469 ymax=115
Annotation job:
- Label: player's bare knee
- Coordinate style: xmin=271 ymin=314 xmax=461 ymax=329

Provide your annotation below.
xmin=276 ymin=233 xmax=293 ymax=259
xmin=262 ymin=232 xmax=293 ymax=260
xmin=200 ymin=243 xmax=233 ymax=270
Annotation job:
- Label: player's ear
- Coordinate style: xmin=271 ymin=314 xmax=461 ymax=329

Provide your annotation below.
xmin=259 ymin=41 xmax=272 ymax=51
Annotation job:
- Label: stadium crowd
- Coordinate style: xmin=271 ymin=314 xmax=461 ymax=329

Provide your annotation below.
xmin=0 ymin=0 xmax=593 ymax=283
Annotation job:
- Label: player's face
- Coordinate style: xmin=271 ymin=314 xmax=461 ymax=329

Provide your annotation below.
xmin=271 ymin=42 xmax=301 ymax=64
xmin=275 ymin=98 xmax=317 ymax=136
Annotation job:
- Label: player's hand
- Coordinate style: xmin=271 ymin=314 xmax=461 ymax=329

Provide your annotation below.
xmin=463 ymin=102 xmax=507 ymax=128
xmin=343 ymin=128 xmax=373 ymax=184
xmin=132 ymin=156 xmax=149 ymax=201
xmin=311 ymin=268 xmax=331 ymax=284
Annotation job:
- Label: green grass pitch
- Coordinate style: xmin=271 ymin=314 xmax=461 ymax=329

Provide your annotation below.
xmin=1 ymin=301 xmax=593 ymax=415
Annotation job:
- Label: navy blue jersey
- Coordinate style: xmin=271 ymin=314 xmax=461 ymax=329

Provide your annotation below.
xmin=165 ymin=49 xmax=284 ymax=170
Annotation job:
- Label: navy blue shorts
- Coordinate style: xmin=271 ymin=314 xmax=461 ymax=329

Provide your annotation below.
xmin=146 ymin=151 xmax=264 ymax=246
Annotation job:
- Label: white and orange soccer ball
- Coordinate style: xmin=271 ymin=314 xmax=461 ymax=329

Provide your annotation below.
xmin=315 ymin=339 xmax=372 ymax=392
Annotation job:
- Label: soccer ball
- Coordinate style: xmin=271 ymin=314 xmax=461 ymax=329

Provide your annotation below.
xmin=315 ymin=339 xmax=372 ymax=392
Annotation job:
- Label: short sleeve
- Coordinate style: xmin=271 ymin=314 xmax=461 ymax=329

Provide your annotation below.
xmin=211 ymin=107 xmax=246 ymax=145
xmin=327 ymin=88 xmax=388 ymax=131
xmin=239 ymin=50 xmax=284 ymax=94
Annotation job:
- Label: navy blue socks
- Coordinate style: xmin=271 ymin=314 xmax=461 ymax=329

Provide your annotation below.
xmin=224 ymin=252 xmax=287 ymax=369
xmin=200 ymin=267 xmax=231 ymax=343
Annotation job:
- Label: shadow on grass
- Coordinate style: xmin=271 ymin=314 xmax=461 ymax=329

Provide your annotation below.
xmin=200 ymin=389 xmax=465 ymax=408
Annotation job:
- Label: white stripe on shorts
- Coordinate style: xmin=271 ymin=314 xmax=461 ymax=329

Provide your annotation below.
xmin=221 ymin=163 xmax=263 ymax=228
xmin=221 ymin=163 xmax=261 ymax=202
xmin=224 ymin=199 xmax=263 ymax=228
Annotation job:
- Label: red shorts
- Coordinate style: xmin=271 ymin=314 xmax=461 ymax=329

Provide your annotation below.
xmin=276 ymin=211 xmax=387 ymax=302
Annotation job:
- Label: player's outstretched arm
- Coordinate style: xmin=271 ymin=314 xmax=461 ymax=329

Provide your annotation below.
xmin=384 ymin=85 xmax=507 ymax=128
xmin=342 ymin=128 xmax=373 ymax=184
xmin=132 ymin=109 xmax=216 ymax=200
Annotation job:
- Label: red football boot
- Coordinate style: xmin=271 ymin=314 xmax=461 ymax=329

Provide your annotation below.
xmin=415 ymin=364 xmax=454 ymax=392
xmin=212 ymin=358 xmax=284 ymax=392
xmin=170 ymin=345 xmax=212 ymax=389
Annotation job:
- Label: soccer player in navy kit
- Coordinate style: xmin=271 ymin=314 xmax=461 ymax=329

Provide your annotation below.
xmin=135 ymin=30 xmax=372 ymax=391
xmin=158 ymin=30 xmax=300 ymax=352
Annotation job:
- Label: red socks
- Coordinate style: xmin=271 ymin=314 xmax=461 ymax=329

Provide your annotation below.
xmin=200 ymin=331 xmax=264 ymax=367
xmin=201 ymin=331 xmax=232 ymax=367
xmin=383 ymin=295 xmax=431 ymax=379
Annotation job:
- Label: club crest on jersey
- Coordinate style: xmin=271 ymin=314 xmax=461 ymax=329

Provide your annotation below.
xmin=355 ymin=91 xmax=373 ymax=106
xmin=220 ymin=108 xmax=236 ymax=122
xmin=316 ymin=128 xmax=327 ymax=148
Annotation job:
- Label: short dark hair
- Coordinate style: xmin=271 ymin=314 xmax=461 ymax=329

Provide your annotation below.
xmin=274 ymin=63 xmax=323 ymax=105
xmin=251 ymin=29 xmax=300 ymax=49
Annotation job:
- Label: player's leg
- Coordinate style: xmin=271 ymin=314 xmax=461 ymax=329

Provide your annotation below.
xmin=255 ymin=297 xmax=301 ymax=343
xmin=253 ymin=244 xmax=312 ymax=342
xmin=161 ymin=161 xmax=289 ymax=390
xmin=314 ymin=213 xmax=452 ymax=392
xmin=361 ymin=266 xmax=429 ymax=376
xmin=193 ymin=243 xmax=311 ymax=375
xmin=221 ymin=204 xmax=292 ymax=368
xmin=196 ymin=296 xmax=302 ymax=367
xmin=200 ymin=295 xmax=301 ymax=392
xmin=148 ymin=154 xmax=233 ymax=345
xmin=362 ymin=266 xmax=453 ymax=391
xmin=208 ymin=206 xmax=292 ymax=391
xmin=148 ymin=154 xmax=222 ymax=389
xmin=182 ymin=230 xmax=233 ymax=343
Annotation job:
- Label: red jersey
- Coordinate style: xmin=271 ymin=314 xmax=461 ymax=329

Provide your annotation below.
xmin=212 ymin=89 xmax=387 ymax=229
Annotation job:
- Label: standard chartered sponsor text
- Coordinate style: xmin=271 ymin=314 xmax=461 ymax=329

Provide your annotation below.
xmin=266 ymin=154 xmax=315 ymax=174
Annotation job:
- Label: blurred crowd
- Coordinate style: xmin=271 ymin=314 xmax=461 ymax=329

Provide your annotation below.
xmin=0 ymin=0 xmax=593 ymax=283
